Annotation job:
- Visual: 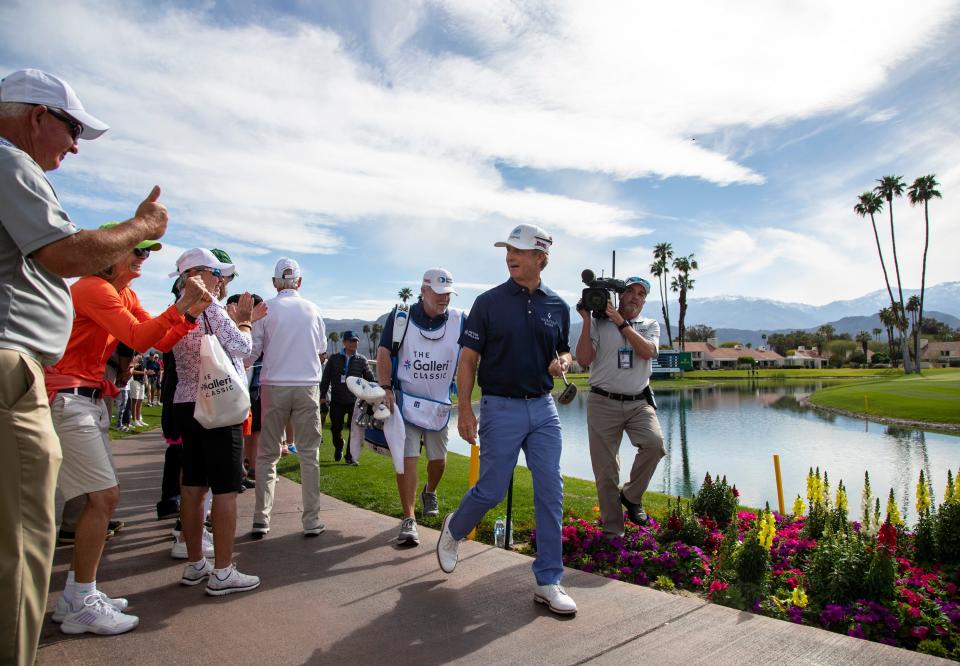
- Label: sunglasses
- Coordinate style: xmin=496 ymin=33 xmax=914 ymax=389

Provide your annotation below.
xmin=133 ymin=247 xmax=151 ymax=258
xmin=46 ymin=107 xmax=84 ymax=142
xmin=192 ymin=267 xmax=223 ymax=278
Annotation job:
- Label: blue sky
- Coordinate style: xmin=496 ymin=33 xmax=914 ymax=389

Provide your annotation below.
xmin=2 ymin=0 xmax=958 ymax=319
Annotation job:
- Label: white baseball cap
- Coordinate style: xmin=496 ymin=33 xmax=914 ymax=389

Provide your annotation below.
xmin=168 ymin=248 xmax=234 ymax=278
xmin=274 ymin=257 xmax=301 ymax=279
xmin=422 ymin=268 xmax=457 ymax=295
xmin=0 ymin=69 xmax=109 ymax=140
xmin=494 ymin=224 xmax=553 ymax=254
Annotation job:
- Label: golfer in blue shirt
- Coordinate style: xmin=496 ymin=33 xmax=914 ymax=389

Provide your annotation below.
xmin=436 ymin=223 xmax=577 ymax=615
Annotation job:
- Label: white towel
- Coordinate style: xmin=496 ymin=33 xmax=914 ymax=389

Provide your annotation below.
xmin=350 ymin=400 xmax=406 ymax=473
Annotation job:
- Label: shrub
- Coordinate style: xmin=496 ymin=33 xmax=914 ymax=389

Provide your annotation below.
xmin=935 ymin=501 xmax=960 ymax=564
xmin=692 ymin=473 xmax=738 ymax=527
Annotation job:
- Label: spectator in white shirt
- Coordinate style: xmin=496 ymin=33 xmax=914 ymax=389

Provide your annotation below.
xmin=249 ymin=258 xmax=328 ymax=539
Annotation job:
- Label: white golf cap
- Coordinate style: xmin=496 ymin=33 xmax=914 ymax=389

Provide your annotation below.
xmin=422 ymin=268 xmax=457 ymax=295
xmin=168 ymin=248 xmax=234 ymax=278
xmin=0 ymin=69 xmax=109 ymax=140
xmin=274 ymin=257 xmax=301 ymax=279
xmin=494 ymin=224 xmax=553 ymax=254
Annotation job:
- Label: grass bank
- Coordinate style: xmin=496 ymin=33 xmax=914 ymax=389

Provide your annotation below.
xmin=684 ymin=368 xmax=905 ymax=379
xmin=108 ymin=403 xmax=163 ymax=440
xmin=807 ymin=369 xmax=960 ymax=425
xmin=278 ymin=419 xmax=688 ymax=545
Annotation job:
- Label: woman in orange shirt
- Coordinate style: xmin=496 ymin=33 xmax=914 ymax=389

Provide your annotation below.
xmin=45 ymin=226 xmax=211 ymax=636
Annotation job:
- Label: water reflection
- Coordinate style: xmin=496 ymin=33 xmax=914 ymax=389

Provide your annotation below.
xmin=447 ymin=381 xmax=960 ymax=520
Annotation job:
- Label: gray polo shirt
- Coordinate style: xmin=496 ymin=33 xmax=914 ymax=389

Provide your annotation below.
xmin=0 ymin=139 xmax=78 ymax=365
xmin=587 ymin=315 xmax=660 ymax=394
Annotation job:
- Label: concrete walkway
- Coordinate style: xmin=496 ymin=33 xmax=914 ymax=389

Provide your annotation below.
xmin=38 ymin=432 xmax=947 ymax=665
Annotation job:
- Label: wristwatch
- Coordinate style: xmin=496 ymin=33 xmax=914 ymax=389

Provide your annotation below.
xmin=617 ymin=320 xmax=631 ymax=330
xmin=380 ymin=383 xmax=393 ymax=390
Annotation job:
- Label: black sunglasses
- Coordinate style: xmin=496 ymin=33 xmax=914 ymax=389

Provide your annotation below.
xmin=133 ymin=248 xmax=151 ymax=258
xmin=45 ymin=107 xmax=84 ymax=142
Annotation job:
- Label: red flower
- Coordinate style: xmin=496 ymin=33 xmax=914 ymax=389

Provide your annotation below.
xmin=667 ymin=514 xmax=682 ymax=532
xmin=877 ymin=521 xmax=897 ymax=554
xmin=732 ymin=485 xmax=739 ymax=498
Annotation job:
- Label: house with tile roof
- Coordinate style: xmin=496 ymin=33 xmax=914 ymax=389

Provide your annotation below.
xmin=921 ymin=339 xmax=960 ymax=367
xmin=684 ymin=341 xmax=784 ymax=369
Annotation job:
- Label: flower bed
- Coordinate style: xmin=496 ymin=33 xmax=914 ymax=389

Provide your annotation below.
xmin=557 ymin=471 xmax=960 ymax=660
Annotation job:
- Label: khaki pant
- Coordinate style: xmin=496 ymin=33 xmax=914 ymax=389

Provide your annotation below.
xmin=254 ymin=385 xmax=323 ymax=530
xmin=0 ymin=350 xmax=63 ymax=666
xmin=587 ymin=391 xmax=665 ymax=534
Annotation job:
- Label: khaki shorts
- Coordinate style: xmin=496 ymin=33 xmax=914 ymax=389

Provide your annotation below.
xmin=403 ymin=422 xmax=448 ymax=461
xmin=51 ymin=393 xmax=117 ymax=501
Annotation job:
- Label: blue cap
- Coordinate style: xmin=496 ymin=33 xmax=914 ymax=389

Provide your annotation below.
xmin=624 ymin=276 xmax=651 ymax=293
xmin=342 ymin=330 xmax=360 ymax=341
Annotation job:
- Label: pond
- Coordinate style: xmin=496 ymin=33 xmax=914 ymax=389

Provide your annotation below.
xmin=447 ymin=381 xmax=960 ymax=522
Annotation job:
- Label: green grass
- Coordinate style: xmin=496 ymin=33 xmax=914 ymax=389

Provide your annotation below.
xmin=684 ymin=368 xmax=905 ymax=379
xmin=808 ymin=369 xmax=960 ymax=424
xmin=108 ymin=402 xmax=163 ymax=440
xmin=278 ymin=419 xmax=684 ymax=545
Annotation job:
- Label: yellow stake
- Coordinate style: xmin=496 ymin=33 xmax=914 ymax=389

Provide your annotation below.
xmin=773 ymin=454 xmax=785 ymax=516
xmin=864 ymin=395 xmax=868 ymax=413
xmin=467 ymin=443 xmax=480 ymax=540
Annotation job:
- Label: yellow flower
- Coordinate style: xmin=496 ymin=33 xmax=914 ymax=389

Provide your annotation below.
xmin=835 ymin=482 xmax=847 ymax=513
xmin=757 ymin=511 xmax=776 ymax=550
xmin=806 ymin=468 xmax=815 ymax=503
xmin=791 ymin=587 xmax=808 ymax=608
xmin=916 ymin=471 xmax=931 ymax=515
xmin=792 ymin=494 xmax=805 ymax=517
xmin=886 ymin=489 xmax=903 ymax=527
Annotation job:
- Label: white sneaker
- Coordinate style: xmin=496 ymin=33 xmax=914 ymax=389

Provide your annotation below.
xmin=436 ymin=512 xmax=462 ymax=573
xmin=60 ymin=593 xmax=139 ymax=635
xmin=52 ymin=590 xmax=128 ymax=623
xmin=181 ymin=559 xmax=214 ymax=586
xmin=205 ymin=564 xmax=260 ymax=596
xmin=534 ymin=584 xmax=578 ymax=615
xmin=398 ymin=517 xmax=420 ymax=546
xmin=171 ymin=529 xmax=214 ymax=559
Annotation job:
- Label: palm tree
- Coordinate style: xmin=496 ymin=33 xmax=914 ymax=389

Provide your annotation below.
xmin=906 ymin=295 xmax=921 ymax=367
xmin=908 ymin=174 xmax=942 ymax=373
xmin=362 ymin=323 xmax=372 ymax=355
xmin=398 ymin=287 xmax=414 ymax=303
xmin=327 ymin=330 xmax=340 ymax=353
xmin=854 ymin=191 xmax=899 ymax=337
xmin=761 ymin=333 xmax=767 ymax=349
xmin=855 ymin=331 xmax=872 ymax=356
xmin=650 ymin=242 xmax=674 ymax=347
xmin=670 ymin=253 xmax=698 ymax=351
xmin=874 ymin=175 xmax=911 ymax=372
xmin=872 ymin=327 xmax=882 ymax=342
xmin=370 ymin=323 xmax=383 ymax=357
xmin=879 ymin=307 xmax=896 ymax=361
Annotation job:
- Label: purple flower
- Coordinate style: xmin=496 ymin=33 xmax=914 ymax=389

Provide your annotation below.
xmin=787 ymin=606 xmax=804 ymax=624
xmin=820 ymin=604 xmax=847 ymax=625
xmin=847 ymin=624 xmax=866 ymax=640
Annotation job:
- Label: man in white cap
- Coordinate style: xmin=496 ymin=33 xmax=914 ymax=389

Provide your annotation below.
xmin=436 ymin=224 xmax=578 ymax=615
xmin=250 ymin=258 xmax=328 ymax=539
xmin=376 ymin=269 xmax=465 ymax=546
xmin=0 ymin=68 xmax=169 ymax=663
xmin=575 ymin=275 xmax=665 ymax=536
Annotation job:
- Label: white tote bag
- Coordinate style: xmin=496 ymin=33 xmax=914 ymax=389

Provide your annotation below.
xmin=194 ymin=319 xmax=250 ymax=429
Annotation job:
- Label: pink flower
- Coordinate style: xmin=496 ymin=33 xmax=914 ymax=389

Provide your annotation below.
xmin=906 ymin=606 xmax=921 ymax=619
xmin=691 ymin=576 xmax=703 ymax=587
xmin=708 ymin=580 xmax=728 ymax=599
xmin=910 ymin=626 xmax=929 ymax=640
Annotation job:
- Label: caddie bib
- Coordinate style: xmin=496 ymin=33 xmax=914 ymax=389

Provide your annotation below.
xmin=395 ymin=308 xmax=464 ymax=431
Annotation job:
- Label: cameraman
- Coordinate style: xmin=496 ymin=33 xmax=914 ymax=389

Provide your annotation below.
xmin=575 ymin=276 xmax=665 ymax=536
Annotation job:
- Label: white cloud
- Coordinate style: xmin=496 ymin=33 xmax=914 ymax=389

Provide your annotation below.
xmin=2 ymin=0 xmax=958 ymax=318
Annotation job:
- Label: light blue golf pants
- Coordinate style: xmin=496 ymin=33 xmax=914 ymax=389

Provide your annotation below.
xmin=449 ymin=394 xmax=564 ymax=585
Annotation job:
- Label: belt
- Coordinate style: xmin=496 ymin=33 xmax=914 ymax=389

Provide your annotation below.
xmin=484 ymin=392 xmax=548 ymax=400
xmin=591 ymin=387 xmax=646 ymax=402
xmin=57 ymin=386 xmax=102 ymax=400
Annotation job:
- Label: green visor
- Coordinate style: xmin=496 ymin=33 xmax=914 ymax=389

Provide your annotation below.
xmin=99 ymin=221 xmax=162 ymax=251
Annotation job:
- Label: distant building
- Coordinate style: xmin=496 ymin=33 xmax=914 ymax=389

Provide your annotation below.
xmin=684 ymin=340 xmax=784 ymax=370
xmin=920 ymin=339 xmax=960 ymax=368
xmin=783 ymin=345 xmax=827 ymax=369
